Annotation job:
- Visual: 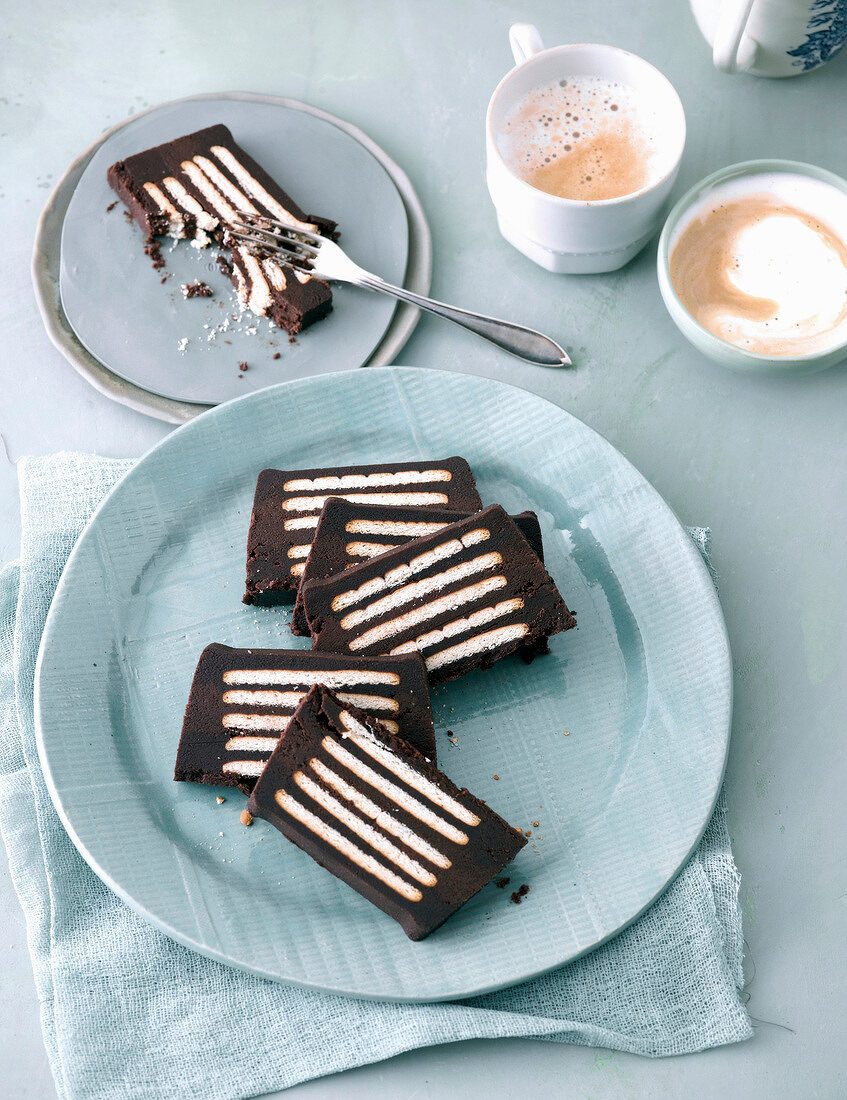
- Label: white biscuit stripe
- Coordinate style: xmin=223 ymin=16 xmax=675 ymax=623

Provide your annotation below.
xmin=293 ymin=772 xmax=437 ymax=886
xmin=283 ymin=491 xmax=450 ymax=513
xmin=346 ymin=519 xmax=451 ymax=538
xmin=222 ymin=720 xmax=396 ymax=747
xmin=310 ymin=758 xmax=451 ymax=869
xmin=344 ymin=541 xmax=399 ymax=558
xmin=211 ymin=145 xmax=318 ymax=233
xmin=222 ymin=759 xmax=266 ymax=777
xmin=222 ymin=668 xmax=401 ymax=687
xmin=223 ymin=689 xmax=305 ymax=707
xmin=262 ymin=258 xmax=287 ymax=290
xmin=223 ymin=689 xmax=399 ymax=714
xmin=283 ymin=515 xmax=320 ymax=531
xmin=283 ymin=470 xmax=453 ymax=491
xmin=390 ymin=598 xmax=525 ymax=656
xmin=239 ymin=249 xmax=274 ymax=315
xmin=424 ymin=624 xmax=531 ymax=672
xmin=231 ymin=259 xmax=249 ymax=308
xmin=142 ymin=183 xmax=186 ymax=237
xmin=340 ymin=556 xmax=503 ymax=632
xmin=274 ymin=789 xmax=422 ymax=901
xmin=287 ymin=545 xmax=312 ymax=559
xmin=290 ymin=563 xmax=306 ymax=577
xmin=331 ymin=528 xmax=491 ymax=612
xmin=349 ymin=575 xmax=508 ymax=651
xmin=322 ymin=736 xmax=469 ymax=844
xmin=223 ymin=713 xmax=290 ymax=731
xmin=339 ymin=712 xmax=480 ymax=826
xmin=223 ymin=689 xmax=285 ymax=708
xmin=224 ymin=735 xmax=279 ymax=752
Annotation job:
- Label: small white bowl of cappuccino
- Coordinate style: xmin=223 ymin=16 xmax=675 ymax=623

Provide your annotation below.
xmin=658 ymin=161 xmax=847 ymax=375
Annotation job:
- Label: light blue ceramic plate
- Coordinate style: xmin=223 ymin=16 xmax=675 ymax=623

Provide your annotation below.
xmin=34 ymin=368 xmax=731 ymax=1002
xmin=59 ymin=97 xmax=409 ymax=405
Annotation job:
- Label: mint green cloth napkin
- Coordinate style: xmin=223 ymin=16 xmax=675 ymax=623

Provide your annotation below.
xmin=0 ymin=453 xmax=751 ymax=1100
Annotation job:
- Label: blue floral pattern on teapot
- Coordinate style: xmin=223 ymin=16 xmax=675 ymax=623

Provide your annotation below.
xmin=788 ymin=0 xmax=847 ymax=68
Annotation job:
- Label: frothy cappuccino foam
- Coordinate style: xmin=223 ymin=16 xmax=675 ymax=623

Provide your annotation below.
xmin=669 ymin=173 xmax=847 ymax=357
xmin=497 ymin=76 xmax=666 ymax=201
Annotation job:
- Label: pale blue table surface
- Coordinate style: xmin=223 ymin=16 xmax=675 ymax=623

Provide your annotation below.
xmin=2 ymin=1 xmax=846 ymax=1097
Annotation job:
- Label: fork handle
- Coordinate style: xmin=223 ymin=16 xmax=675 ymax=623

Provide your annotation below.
xmin=355 ymin=274 xmax=570 ymax=367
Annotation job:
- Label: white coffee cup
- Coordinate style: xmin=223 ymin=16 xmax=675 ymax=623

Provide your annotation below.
xmin=691 ymin=0 xmax=847 ymax=77
xmin=485 ymin=24 xmax=686 ymax=274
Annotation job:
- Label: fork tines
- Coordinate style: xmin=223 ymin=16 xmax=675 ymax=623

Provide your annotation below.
xmin=229 ymin=219 xmax=318 ymax=268
xmin=233 ymin=213 xmax=323 ymax=244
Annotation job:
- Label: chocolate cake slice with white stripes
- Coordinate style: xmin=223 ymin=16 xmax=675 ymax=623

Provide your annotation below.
xmin=290 ymin=499 xmax=545 ymax=636
xmin=301 ymin=504 xmax=575 ymax=683
xmin=174 ymin=644 xmax=435 ymax=794
xmin=107 ymin=124 xmax=336 ymax=334
xmin=247 ymin=685 xmax=527 ymax=940
xmin=243 ymin=457 xmax=482 ymax=606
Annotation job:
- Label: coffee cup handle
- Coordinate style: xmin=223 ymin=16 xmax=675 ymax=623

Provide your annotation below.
xmin=509 ymin=23 xmax=545 ymax=65
xmin=712 ymin=0 xmax=758 ymax=73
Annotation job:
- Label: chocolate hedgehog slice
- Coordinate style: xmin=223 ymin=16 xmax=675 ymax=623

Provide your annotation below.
xmin=175 ymin=644 xmax=435 ymax=794
xmin=247 ymin=685 xmax=527 ymax=940
xmin=108 ymin=123 xmax=336 ymax=334
xmin=300 ymin=504 xmax=575 ymax=683
xmin=290 ymin=499 xmax=549 ymax=665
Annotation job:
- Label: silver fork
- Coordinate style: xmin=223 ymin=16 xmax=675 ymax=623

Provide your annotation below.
xmin=229 ymin=216 xmax=570 ymax=367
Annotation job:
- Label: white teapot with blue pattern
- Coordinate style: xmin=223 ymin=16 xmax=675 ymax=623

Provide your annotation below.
xmin=691 ymin=0 xmax=846 ymax=76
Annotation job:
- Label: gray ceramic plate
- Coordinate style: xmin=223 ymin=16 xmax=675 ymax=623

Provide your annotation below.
xmin=34 ymin=368 xmax=731 ymax=1002
xmin=52 ymin=94 xmax=418 ymax=408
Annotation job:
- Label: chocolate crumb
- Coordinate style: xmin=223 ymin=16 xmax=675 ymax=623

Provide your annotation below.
xmin=123 ymin=210 xmax=134 ymax=224
xmin=106 ymin=200 xmax=118 ymax=213
xmin=237 ymin=361 xmax=248 ymax=372
xmin=493 ymin=774 xmax=500 ymax=781
xmin=495 ymin=877 xmax=510 ymax=889
xmin=216 ymin=253 xmax=234 ymax=278
xmin=533 ymin=820 xmax=540 ymax=828
xmin=272 ymin=352 xmax=281 ymax=360
xmin=510 ymin=884 xmax=530 ymax=905
xmin=160 ymin=276 xmax=168 ymax=285
xmin=216 ymin=796 xmax=225 ymax=805
xmin=144 ymin=240 xmax=165 ymax=270
xmin=240 ymin=809 xmax=254 ymax=827
xmin=524 ymin=829 xmax=532 ymax=837
xmin=182 ymin=280 xmax=213 ymax=299
xmin=288 ymin=336 xmax=297 ymax=344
